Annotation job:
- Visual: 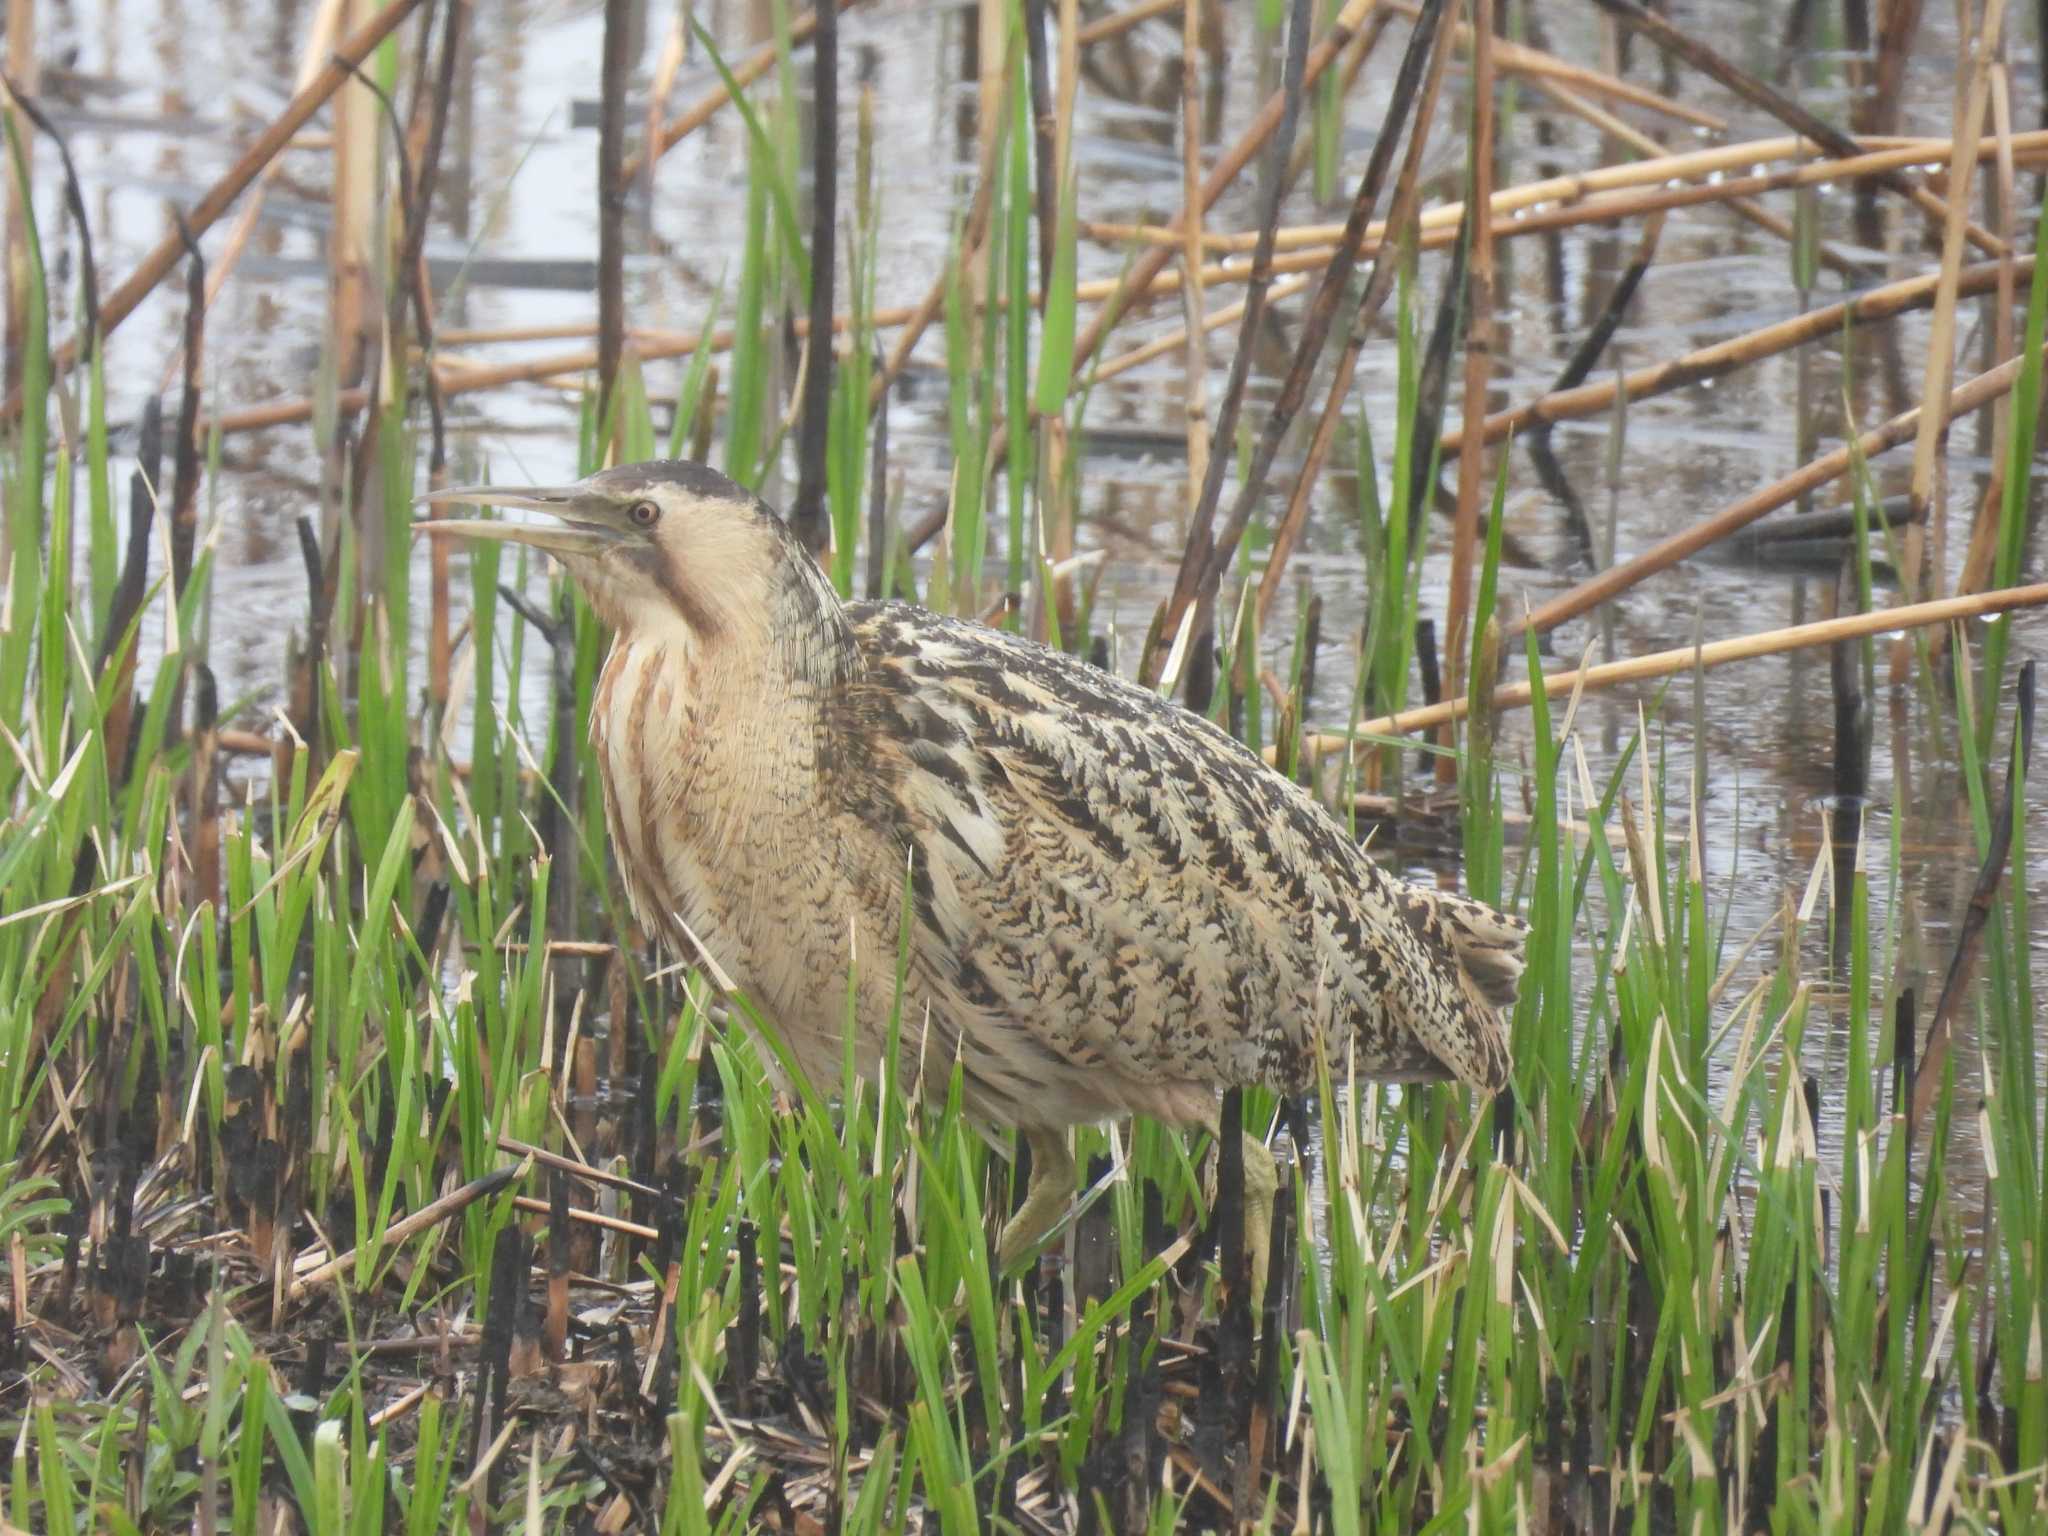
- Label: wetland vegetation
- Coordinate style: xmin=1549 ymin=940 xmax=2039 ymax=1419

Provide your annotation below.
xmin=3 ymin=0 xmax=2048 ymax=1529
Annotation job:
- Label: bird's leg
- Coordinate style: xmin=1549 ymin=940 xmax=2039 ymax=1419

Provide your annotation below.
xmin=997 ymin=1127 xmax=1074 ymax=1273
xmin=1205 ymin=1128 xmax=1281 ymax=1315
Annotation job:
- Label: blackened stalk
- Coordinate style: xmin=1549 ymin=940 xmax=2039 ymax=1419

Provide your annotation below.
xmin=596 ymin=0 xmax=634 ymax=432
xmin=1024 ymin=0 xmax=1058 ymax=299
xmin=789 ymin=0 xmax=840 ymax=554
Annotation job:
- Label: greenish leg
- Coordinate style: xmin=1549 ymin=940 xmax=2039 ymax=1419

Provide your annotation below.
xmin=1206 ymin=1127 xmax=1281 ymax=1314
xmin=997 ymin=1127 xmax=1074 ymax=1272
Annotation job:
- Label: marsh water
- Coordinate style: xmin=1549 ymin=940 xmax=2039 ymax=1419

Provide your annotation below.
xmin=17 ymin=0 xmax=2040 ymax=1212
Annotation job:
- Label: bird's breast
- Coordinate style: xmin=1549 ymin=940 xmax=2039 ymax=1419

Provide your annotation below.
xmin=590 ymin=635 xmax=857 ymax=1022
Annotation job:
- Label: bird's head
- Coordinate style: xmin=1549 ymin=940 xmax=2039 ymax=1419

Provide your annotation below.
xmin=418 ymin=460 xmax=847 ymax=673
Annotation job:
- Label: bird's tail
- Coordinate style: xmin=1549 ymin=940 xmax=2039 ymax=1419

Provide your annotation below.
xmin=1408 ymin=887 xmax=1529 ymax=1091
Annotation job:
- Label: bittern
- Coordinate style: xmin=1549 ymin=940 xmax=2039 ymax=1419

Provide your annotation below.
xmin=420 ymin=460 xmax=1527 ymax=1293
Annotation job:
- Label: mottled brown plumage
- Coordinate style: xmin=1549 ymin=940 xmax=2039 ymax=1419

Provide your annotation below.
xmin=422 ymin=460 xmax=1528 ymax=1286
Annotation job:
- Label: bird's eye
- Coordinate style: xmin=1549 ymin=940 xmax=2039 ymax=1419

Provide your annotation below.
xmin=628 ymin=499 xmax=660 ymax=528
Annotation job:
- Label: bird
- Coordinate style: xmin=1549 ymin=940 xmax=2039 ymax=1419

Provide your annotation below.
xmin=419 ymin=459 xmax=1527 ymax=1298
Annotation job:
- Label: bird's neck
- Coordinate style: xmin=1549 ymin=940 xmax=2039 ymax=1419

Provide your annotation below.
xmin=593 ymin=550 xmax=859 ymax=777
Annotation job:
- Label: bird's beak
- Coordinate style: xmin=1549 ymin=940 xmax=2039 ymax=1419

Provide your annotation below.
xmin=413 ymin=483 xmax=623 ymax=558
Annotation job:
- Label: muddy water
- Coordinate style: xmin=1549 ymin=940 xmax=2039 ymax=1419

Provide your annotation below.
xmin=20 ymin=0 xmax=2040 ymax=1206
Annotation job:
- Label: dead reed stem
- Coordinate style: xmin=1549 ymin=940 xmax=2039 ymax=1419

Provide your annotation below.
xmin=1179 ymin=0 xmax=1210 ymax=527
xmin=1513 ymin=337 xmax=2048 ymax=640
xmin=2 ymin=0 xmax=34 ymax=401
xmin=788 ymin=0 xmax=839 ymax=555
xmin=1070 ymin=0 xmax=1374 ymax=374
xmin=595 ymin=0 xmax=635 ymax=436
xmin=1 ymin=0 xmax=426 ymax=420
xmin=624 ymin=0 xmax=858 ymax=180
xmin=1892 ymin=0 xmax=2006 ymax=682
xmin=1446 ymin=256 xmax=2030 ymax=454
xmin=1586 ymin=0 xmax=2001 ymax=253
xmin=1085 ymin=129 xmax=2048 ymax=255
xmin=1308 ymin=581 xmax=2048 ymax=748
xmin=1951 ymin=61 xmax=2021 ymax=609
xmin=1443 ymin=0 xmax=1498 ymax=724
xmin=1384 ymin=0 xmax=1723 ymax=129
xmin=1255 ymin=0 xmax=1457 ymax=641
xmin=1078 ymin=0 xmax=1180 ymax=44
xmin=1150 ymin=0 xmax=1315 ymax=701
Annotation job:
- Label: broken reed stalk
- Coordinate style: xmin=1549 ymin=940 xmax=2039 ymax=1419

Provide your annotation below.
xmin=1254 ymin=0 xmax=1457 ymax=640
xmin=1178 ymin=0 xmax=1210 ymax=529
xmin=1449 ymin=255 xmax=2031 ymax=454
xmin=1 ymin=0 xmax=426 ymax=419
xmin=1305 ymin=582 xmax=2048 ymax=748
xmin=1513 ymin=337 xmax=2048 ymax=639
xmin=623 ymin=0 xmax=857 ymax=179
xmin=1383 ymin=0 xmax=1723 ymax=129
xmin=1069 ymin=0 xmax=1375 ymax=375
xmin=1077 ymin=0 xmax=1180 ymax=44
xmin=1891 ymin=0 xmax=2006 ymax=682
xmin=1951 ymin=65 xmax=2022 ymax=609
xmin=1087 ymin=129 xmax=2048 ymax=256
xmin=1442 ymin=0 xmax=1498 ymax=719
xmin=205 ymin=129 xmax=2048 ymax=440
xmin=1584 ymin=0 xmax=2000 ymax=254
xmin=788 ymin=0 xmax=839 ymax=555
xmin=1193 ymin=0 xmax=1454 ymax=612
xmin=595 ymin=0 xmax=634 ymax=434
xmin=1149 ymin=0 xmax=1315 ymax=700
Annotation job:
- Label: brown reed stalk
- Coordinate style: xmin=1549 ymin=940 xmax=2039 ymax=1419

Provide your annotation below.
xmin=1179 ymin=0 xmax=1209 ymax=530
xmin=1301 ymin=581 xmax=2048 ymax=749
xmin=1255 ymin=0 xmax=1456 ymax=640
xmin=1077 ymin=0 xmax=1180 ymax=44
xmin=1952 ymin=62 xmax=2020 ymax=606
xmin=1151 ymin=0 xmax=1314 ymax=705
xmin=1512 ymin=338 xmax=2048 ymax=639
xmin=1447 ymin=255 xmax=2029 ymax=454
xmin=1587 ymin=0 xmax=2000 ymax=254
xmin=1193 ymin=0 xmax=1453 ymax=614
xmin=789 ymin=0 xmax=840 ymax=554
xmin=1443 ymin=0 xmax=1499 ymax=725
xmin=1087 ymin=129 xmax=2048 ymax=255
xmin=1070 ymin=0 xmax=1374 ymax=375
xmin=2 ymin=0 xmax=34 ymax=400
xmin=1891 ymin=0 xmax=2006 ymax=682
xmin=596 ymin=0 xmax=635 ymax=436
xmin=1861 ymin=0 xmax=1929 ymax=139
xmin=625 ymin=0 xmax=857 ymax=179
xmin=1 ymin=0 xmax=426 ymax=419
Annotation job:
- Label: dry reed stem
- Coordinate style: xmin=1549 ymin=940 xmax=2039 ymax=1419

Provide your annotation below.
xmin=1446 ymin=255 xmax=2029 ymax=454
xmin=1513 ymin=337 xmax=2048 ymax=639
xmin=1149 ymin=0 xmax=1319 ymax=699
xmin=1891 ymin=0 xmax=2006 ymax=682
xmin=2 ymin=0 xmax=34 ymax=402
xmin=207 ymin=132 xmax=2048 ymax=437
xmin=789 ymin=0 xmax=839 ymax=553
xmin=1253 ymin=0 xmax=1457 ymax=641
xmin=1531 ymin=76 xmax=1858 ymax=278
xmin=1078 ymin=0 xmax=1181 ymax=45
xmin=1951 ymin=62 xmax=2019 ymax=608
xmin=1299 ymin=580 xmax=2048 ymax=750
xmin=1070 ymin=0 xmax=1375 ymax=373
xmin=1179 ymin=0 xmax=1210 ymax=524
xmin=624 ymin=0 xmax=857 ymax=180
xmin=1383 ymin=0 xmax=1724 ymax=129
xmin=1588 ymin=0 xmax=2000 ymax=255
xmin=1086 ymin=130 xmax=2048 ymax=255
xmin=1443 ymin=0 xmax=1497 ymax=718
xmin=595 ymin=0 xmax=635 ymax=435
xmin=1 ymin=0 xmax=426 ymax=420
xmin=154 ymin=0 xmax=343 ymax=395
